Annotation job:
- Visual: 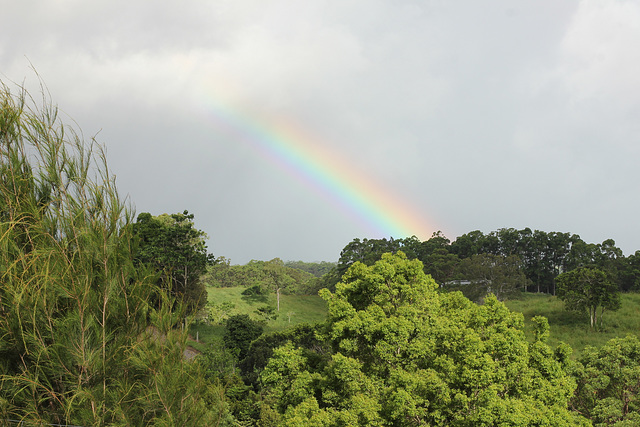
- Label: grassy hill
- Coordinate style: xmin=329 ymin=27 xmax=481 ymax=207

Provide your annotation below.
xmin=191 ymin=286 xmax=640 ymax=357
xmin=504 ymin=292 xmax=640 ymax=356
xmin=189 ymin=286 xmax=327 ymax=350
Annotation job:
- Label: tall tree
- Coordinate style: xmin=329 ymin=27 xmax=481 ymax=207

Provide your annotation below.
xmin=619 ymin=250 xmax=640 ymax=292
xmin=571 ymin=335 xmax=640 ymax=425
xmin=263 ymin=258 xmax=295 ymax=311
xmin=454 ymin=253 xmax=528 ymax=301
xmin=133 ymin=210 xmax=214 ymax=312
xmin=450 ymin=230 xmax=486 ymax=259
xmin=556 ymin=267 xmax=621 ymax=329
xmin=260 ymin=252 xmax=587 ymax=425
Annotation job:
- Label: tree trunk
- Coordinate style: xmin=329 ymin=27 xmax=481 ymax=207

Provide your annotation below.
xmin=276 ymin=287 xmax=280 ymax=312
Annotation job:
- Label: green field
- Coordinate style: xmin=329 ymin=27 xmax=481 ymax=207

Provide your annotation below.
xmin=189 ymin=287 xmax=327 ymax=350
xmin=191 ymin=287 xmax=640 ymax=357
xmin=505 ymin=292 xmax=640 ymax=356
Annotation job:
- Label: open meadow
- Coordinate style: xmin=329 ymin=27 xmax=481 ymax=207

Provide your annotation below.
xmin=189 ymin=286 xmax=327 ymax=350
xmin=505 ymin=292 xmax=640 ymax=356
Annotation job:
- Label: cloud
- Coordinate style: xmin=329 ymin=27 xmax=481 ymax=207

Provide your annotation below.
xmin=2 ymin=0 xmax=639 ymax=262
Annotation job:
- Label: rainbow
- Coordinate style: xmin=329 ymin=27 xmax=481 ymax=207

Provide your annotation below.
xmin=197 ymin=96 xmax=434 ymax=240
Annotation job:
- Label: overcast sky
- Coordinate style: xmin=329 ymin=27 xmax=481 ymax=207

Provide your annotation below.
xmin=2 ymin=0 xmax=639 ymax=264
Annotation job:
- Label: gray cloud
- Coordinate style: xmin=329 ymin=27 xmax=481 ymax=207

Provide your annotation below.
xmin=2 ymin=0 xmax=639 ymax=263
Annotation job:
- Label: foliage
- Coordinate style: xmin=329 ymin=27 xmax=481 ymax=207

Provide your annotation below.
xmin=285 ymin=260 xmax=337 ymax=277
xmin=205 ymin=258 xmax=318 ymax=295
xmin=264 ymin=258 xmax=295 ymax=312
xmin=223 ymin=314 xmax=264 ymax=360
xmin=556 ymin=267 xmax=621 ymax=329
xmin=619 ymin=251 xmax=640 ymax=292
xmin=133 ymin=210 xmax=214 ymax=312
xmin=0 ymin=79 xmax=232 ymax=425
xmin=571 ymin=335 xmax=640 ymax=426
xmin=242 ymin=284 xmax=268 ymax=297
xmin=239 ymin=323 xmax=327 ymax=388
xmin=327 ymin=233 xmax=457 ymax=290
xmin=450 ymin=229 xmax=627 ymax=294
xmin=259 ymin=252 xmax=587 ymax=425
xmin=450 ymin=253 xmax=529 ymax=301
xmin=330 ymin=228 xmax=634 ymax=296
xmin=204 ymin=301 xmax=236 ymax=325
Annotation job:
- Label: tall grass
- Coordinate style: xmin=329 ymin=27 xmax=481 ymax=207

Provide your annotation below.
xmin=505 ymin=292 xmax=640 ymax=356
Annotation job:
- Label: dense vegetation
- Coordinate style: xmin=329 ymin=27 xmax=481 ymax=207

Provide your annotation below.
xmin=325 ymin=230 xmax=637 ymax=300
xmin=2 ymin=80 xmax=640 ymax=425
xmin=0 ymin=81 xmax=233 ymax=425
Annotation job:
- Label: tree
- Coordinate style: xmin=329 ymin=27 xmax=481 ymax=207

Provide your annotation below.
xmin=0 ymin=79 xmax=232 ymax=424
xmin=263 ymin=258 xmax=296 ymax=311
xmin=450 ymin=230 xmax=486 ymax=259
xmin=260 ymin=252 xmax=587 ymax=425
xmin=133 ymin=210 xmax=214 ymax=312
xmin=571 ymin=335 xmax=640 ymax=425
xmin=619 ymin=251 xmax=640 ymax=292
xmin=223 ymin=314 xmax=264 ymax=360
xmin=453 ymin=253 xmax=528 ymax=301
xmin=556 ymin=267 xmax=621 ymax=329
xmin=422 ymin=247 xmax=460 ymax=284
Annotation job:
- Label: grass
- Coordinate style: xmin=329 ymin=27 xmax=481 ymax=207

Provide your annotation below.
xmin=190 ymin=286 xmax=640 ymax=358
xmin=505 ymin=292 xmax=640 ymax=357
xmin=189 ymin=287 xmax=327 ymax=351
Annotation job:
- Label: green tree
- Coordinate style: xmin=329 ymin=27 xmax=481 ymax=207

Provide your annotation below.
xmin=260 ymin=252 xmax=587 ymax=426
xmin=133 ymin=210 xmax=214 ymax=312
xmin=264 ymin=258 xmax=296 ymax=311
xmin=571 ymin=335 xmax=640 ymax=425
xmin=556 ymin=267 xmax=621 ymax=329
xmin=223 ymin=314 xmax=264 ymax=360
xmin=619 ymin=251 xmax=640 ymax=292
xmin=422 ymin=247 xmax=460 ymax=284
xmin=0 ymin=80 xmax=232 ymax=424
xmin=453 ymin=253 xmax=528 ymax=301
xmin=450 ymin=230 xmax=486 ymax=259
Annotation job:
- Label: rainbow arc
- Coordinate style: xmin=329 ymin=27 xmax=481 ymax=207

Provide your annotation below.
xmin=198 ymin=98 xmax=434 ymax=240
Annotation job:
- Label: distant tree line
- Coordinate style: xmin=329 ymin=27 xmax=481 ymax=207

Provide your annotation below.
xmin=205 ymin=257 xmax=330 ymax=296
xmin=323 ymin=229 xmax=640 ymax=297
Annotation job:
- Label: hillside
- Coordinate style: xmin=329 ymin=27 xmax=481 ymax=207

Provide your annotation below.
xmin=194 ymin=287 xmax=640 ymax=358
xmin=505 ymin=292 xmax=640 ymax=356
xmin=190 ymin=286 xmax=327 ymax=350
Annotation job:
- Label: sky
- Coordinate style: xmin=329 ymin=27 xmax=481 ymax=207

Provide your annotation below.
xmin=2 ymin=0 xmax=639 ymax=264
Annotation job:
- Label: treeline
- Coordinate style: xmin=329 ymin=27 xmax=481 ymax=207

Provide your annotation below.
xmin=322 ymin=230 xmax=640 ymax=296
xmin=205 ymin=257 xmax=335 ymax=296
